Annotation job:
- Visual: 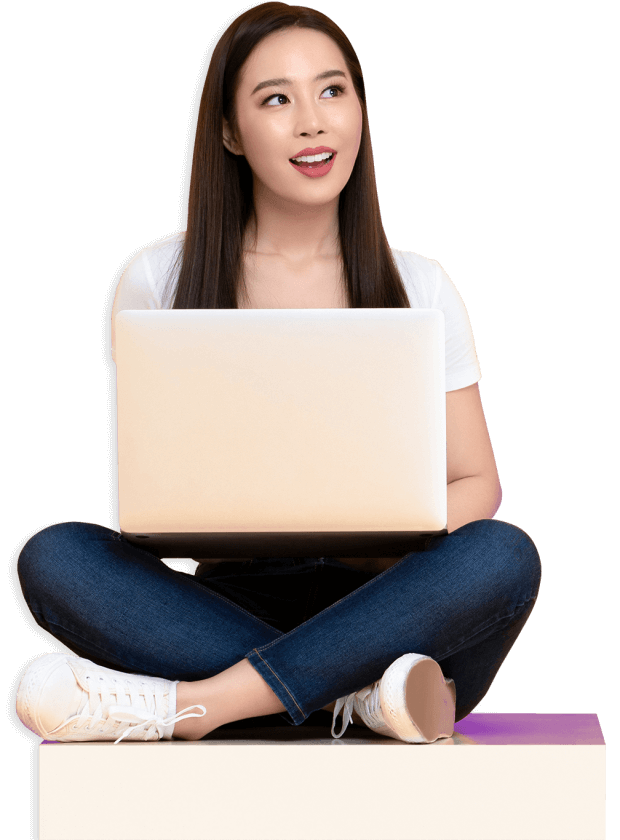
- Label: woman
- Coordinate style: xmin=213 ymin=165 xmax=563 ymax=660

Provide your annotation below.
xmin=15 ymin=2 xmax=541 ymax=745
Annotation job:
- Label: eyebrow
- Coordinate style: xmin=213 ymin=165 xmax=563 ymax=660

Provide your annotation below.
xmin=251 ymin=69 xmax=347 ymax=96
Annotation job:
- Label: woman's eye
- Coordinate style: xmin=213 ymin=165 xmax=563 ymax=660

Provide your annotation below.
xmin=263 ymin=93 xmax=289 ymax=106
xmin=320 ymin=85 xmax=344 ymax=99
xmin=263 ymin=85 xmax=344 ymax=105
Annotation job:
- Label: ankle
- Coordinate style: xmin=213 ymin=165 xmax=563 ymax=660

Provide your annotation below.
xmin=173 ymin=681 xmax=214 ymax=740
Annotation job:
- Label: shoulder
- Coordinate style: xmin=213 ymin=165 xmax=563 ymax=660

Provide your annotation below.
xmin=123 ymin=231 xmax=185 ymax=309
xmin=391 ymin=247 xmax=438 ymax=276
xmin=391 ymin=247 xmax=451 ymax=308
xmin=122 ymin=230 xmax=184 ymax=267
xmin=136 ymin=230 xmax=185 ymax=267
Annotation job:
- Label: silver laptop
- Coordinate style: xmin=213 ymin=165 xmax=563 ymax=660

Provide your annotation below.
xmin=115 ymin=309 xmax=447 ymax=558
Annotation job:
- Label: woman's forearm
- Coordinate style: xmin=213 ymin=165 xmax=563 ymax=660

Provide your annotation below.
xmin=446 ymin=474 xmax=502 ymax=534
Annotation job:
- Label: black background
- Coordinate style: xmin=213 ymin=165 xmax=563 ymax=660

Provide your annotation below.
xmin=4 ymin=3 xmax=600 ymax=836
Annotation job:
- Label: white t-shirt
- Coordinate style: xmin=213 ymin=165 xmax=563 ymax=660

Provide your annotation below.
xmin=111 ymin=232 xmax=481 ymax=391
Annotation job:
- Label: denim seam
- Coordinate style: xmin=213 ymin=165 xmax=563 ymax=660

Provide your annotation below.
xmin=249 ymin=648 xmax=304 ymax=718
xmin=248 ymin=550 xmax=420 ymax=654
xmin=184 ymin=572 xmax=286 ymax=634
xmin=434 ymin=593 xmax=539 ymax=662
xmin=251 ymin=548 xmax=539 ymax=659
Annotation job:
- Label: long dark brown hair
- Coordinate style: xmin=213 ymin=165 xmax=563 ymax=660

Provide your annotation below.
xmin=167 ymin=2 xmax=410 ymax=310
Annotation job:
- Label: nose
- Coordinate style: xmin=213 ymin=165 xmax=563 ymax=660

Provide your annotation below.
xmin=294 ymin=94 xmax=324 ymax=138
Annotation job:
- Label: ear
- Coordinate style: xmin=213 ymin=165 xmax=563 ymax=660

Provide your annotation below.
xmin=223 ymin=118 xmax=244 ymax=156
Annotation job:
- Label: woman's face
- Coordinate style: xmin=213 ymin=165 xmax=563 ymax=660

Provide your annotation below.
xmin=225 ymin=27 xmax=363 ymax=210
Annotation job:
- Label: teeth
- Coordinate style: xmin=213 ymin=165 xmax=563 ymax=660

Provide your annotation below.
xmin=292 ymin=152 xmax=333 ymax=163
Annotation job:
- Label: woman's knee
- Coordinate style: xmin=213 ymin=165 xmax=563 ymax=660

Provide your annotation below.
xmin=455 ymin=518 xmax=542 ymax=600
xmin=17 ymin=522 xmax=113 ymax=597
xmin=492 ymin=519 xmax=540 ymax=594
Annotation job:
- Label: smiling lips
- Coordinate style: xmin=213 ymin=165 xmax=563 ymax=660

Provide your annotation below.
xmin=289 ymin=155 xmax=336 ymax=178
xmin=291 ymin=152 xmax=334 ymax=169
xmin=289 ymin=146 xmax=336 ymax=160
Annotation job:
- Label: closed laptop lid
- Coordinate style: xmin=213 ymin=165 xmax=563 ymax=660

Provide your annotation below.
xmin=115 ymin=308 xmax=446 ymax=556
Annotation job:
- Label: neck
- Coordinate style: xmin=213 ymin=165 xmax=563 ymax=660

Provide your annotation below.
xmin=244 ymin=194 xmax=340 ymax=265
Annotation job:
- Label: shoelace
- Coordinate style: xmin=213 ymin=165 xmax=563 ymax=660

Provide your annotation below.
xmin=110 ymin=703 xmax=207 ymax=745
xmin=73 ymin=670 xmax=207 ymax=744
xmin=331 ymin=681 xmax=382 ymax=739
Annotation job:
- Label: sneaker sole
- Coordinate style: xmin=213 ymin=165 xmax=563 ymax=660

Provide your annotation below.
xmin=380 ymin=653 xmax=455 ymax=743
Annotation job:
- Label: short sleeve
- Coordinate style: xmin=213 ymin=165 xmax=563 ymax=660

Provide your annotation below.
xmin=431 ymin=260 xmax=481 ymax=391
xmin=111 ymin=250 xmax=161 ymax=364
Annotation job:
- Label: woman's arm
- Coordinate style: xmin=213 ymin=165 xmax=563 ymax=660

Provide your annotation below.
xmin=447 ymin=475 xmax=501 ymax=534
xmin=446 ymin=383 xmax=502 ymax=533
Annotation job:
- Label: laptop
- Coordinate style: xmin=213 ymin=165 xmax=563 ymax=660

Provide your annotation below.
xmin=115 ymin=308 xmax=447 ymax=558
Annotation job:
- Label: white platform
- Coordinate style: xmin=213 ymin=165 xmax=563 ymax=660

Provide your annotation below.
xmin=38 ymin=713 xmax=605 ymax=840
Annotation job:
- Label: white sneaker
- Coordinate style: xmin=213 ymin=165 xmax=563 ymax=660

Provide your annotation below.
xmin=16 ymin=653 xmax=206 ymax=744
xmin=331 ymin=653 xmax=456 ymax=743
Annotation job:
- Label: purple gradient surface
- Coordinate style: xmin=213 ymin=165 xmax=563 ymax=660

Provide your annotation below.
xmin=454 ymin=713 xmax=604 ymax=745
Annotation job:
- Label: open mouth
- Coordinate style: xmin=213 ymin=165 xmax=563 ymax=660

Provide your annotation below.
xmin=289 ymin=152 xmax=335 ymax=168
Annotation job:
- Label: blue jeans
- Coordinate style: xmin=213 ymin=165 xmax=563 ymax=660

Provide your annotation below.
xmin=17 ymin=519 xmax=541 ymax=726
